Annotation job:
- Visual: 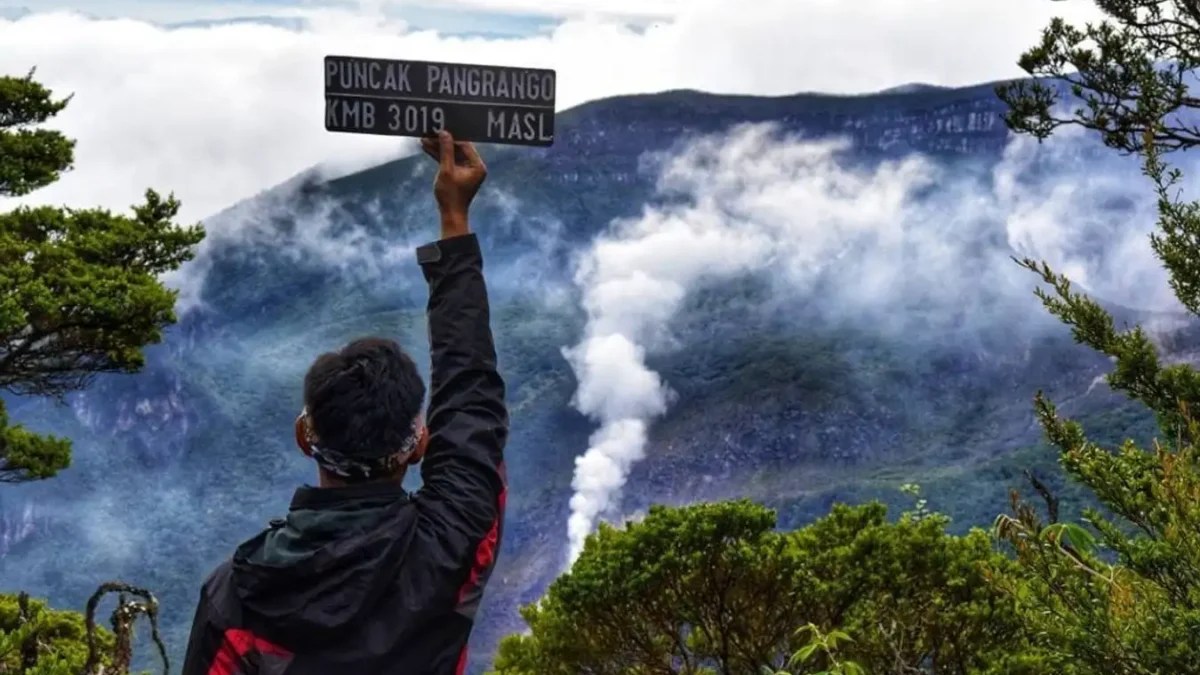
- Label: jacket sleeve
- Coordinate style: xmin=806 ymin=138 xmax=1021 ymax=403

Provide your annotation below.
xmin=414 ymin=233 xmax=509 ymax=615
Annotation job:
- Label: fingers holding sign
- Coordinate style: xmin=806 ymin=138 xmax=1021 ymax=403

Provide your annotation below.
xmin=421 ymin=131 xmax=487 ymax=238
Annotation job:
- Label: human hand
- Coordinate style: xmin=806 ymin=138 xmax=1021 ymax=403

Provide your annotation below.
xmin=420 ymin=130 xmax=487 ymax=238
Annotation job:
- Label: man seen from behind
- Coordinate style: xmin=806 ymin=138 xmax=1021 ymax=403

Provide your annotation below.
xmin=181 ymin=131 xmax=508 ymax=675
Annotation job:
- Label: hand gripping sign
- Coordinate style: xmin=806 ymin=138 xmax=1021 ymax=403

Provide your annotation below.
xmin=324 ymin=55 xmax=557 ymax=147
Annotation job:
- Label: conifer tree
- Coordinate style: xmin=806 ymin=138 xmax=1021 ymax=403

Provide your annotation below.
xmin=995 ymin=3 xmax=1200 ymax=672
xmin=0 ymin=69 xmax=204 ymax=483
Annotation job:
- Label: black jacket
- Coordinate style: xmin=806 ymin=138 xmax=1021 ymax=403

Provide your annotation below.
xmin=181 ymin=234 xmax=508 ymax=675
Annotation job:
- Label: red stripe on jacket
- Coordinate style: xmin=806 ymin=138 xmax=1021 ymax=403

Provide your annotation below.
xmin=456 ymin=487 xmax=507 ymax=605
xmin=207 ymin=628 xmax=291 ymax=675
xmin=452 ymin=464 xmax=507 ymax=675
xmin=455 ymin=645 xmax=470 ymax=675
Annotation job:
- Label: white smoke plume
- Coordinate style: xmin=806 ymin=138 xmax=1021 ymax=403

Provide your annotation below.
xmin=560 ymin=122 xmax=1179 ymax=566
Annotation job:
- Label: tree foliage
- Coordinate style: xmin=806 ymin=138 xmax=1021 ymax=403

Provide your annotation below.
xmin=992 ymin=2 xmax=1200 ymax=673
xmin=0 ymin=70 xmax=73 ymax=198
xmin=0 ymin=591 xmax=112 ymax=675
xmin=0 ymin=583 xmax=168 ymax=675
xmin=0 ymin=69 xmax=205 ymax=482
xmin=488 ymin=499 xmax=1045 ymax=675
xmin=998 ymin=0 xmax=1200 ymax=156
xmin=988 ymin=252 xmax=1200 ymax=675
xmin=0 ymin=68 xmax=194 ymax=672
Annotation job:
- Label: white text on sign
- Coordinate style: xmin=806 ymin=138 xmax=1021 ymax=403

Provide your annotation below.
xmin=486 ymin=110 xmax=554 ymax=143
xmin=325 ymin=59 xmax=555 ymax=103
xmin=326 ymin=99 xmax=448 ymax=135
xmin=323 ymin=56 xmax=556 ymax=147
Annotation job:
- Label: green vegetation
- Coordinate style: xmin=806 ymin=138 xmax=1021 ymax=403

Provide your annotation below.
xmin=0 ymin=69 xmax=202 ymax=672
xmin=990 ymin=2 xmax=1200 ymax=672
xmin=0 ymin=584 xmax=169 ymax=675
xmin=774 ymin=624 xmax=866 ymax=675
xmin=491 ymin=3 xmax=1200 ymax=674
xmin=0 ymin=592 xmax=112 ymax=675
xmin=488 ymin=499 xmax=1046 ymax=675
xmin=0 ymin=69 xmax=205 ymax=483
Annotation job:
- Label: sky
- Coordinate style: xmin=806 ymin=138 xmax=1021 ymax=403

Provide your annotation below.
xmin=0 ymin=0 xmax=1107 ymax=223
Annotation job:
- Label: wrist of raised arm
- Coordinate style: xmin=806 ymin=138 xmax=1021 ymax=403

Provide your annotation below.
xmin=439 ymin=211 xmax=470 ymax=239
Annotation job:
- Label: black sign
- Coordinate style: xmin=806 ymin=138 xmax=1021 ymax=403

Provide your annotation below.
xmin=324 ymin=55 xmax=556 ymax=147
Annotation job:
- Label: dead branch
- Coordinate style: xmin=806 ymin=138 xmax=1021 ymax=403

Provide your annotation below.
xmin=82 ymin=582 xmax=169 ymax=675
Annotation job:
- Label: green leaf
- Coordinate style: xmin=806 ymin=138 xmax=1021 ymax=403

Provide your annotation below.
xmin=842 ymin=662 xmax=866 ymax=675
xmin=791 ymin=643 xmax=820 ymax=664
xmin=1043 ymin=523 xmax=1098 ymax=555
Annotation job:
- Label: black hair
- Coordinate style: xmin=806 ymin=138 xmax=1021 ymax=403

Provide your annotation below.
xmin=302 ymin=336 xmax=426 ymax=460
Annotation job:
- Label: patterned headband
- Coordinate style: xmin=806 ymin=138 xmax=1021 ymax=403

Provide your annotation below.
xmin=299 ymin=407 xmax=421 ymax=482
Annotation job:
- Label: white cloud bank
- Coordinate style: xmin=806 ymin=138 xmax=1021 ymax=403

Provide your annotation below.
xmin=0 ymin=0 xmax=1104 ymax=223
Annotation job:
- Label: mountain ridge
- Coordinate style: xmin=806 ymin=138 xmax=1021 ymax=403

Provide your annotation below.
xmin=321 ymin=77 xmax=1021 ymax=173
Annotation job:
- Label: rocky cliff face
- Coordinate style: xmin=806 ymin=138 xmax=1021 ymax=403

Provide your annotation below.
xmin=0 ymin=78 xmax=1168 ymax=674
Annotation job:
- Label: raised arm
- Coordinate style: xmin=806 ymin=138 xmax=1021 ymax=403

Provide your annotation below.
xmin=413 ymin=132 xmax=508 ymax=577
